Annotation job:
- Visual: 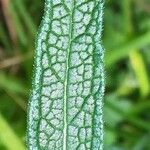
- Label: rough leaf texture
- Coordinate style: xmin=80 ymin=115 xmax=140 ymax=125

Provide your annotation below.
xmin=28 ymin=0 xmax=104 ymax=149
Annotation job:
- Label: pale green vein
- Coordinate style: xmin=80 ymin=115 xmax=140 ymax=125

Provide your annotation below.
xmin=63 ymin=1 xmax=74 ymax=149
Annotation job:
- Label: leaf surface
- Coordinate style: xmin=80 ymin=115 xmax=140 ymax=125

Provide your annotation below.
xmin=28 ymin=0 xmax=104 ymax=149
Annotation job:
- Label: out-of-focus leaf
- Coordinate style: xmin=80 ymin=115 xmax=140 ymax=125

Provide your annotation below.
xmin=0 ymin=113 xmax=26 ymax=150
xmin=104 ymin=130 xmax=117 ymax=147
xmin=116 ymin=72 xmax=139 ymax=96
xmin=0 ymin=72 xmax=27 ymax=95
xmin=133 ymin=133 xmax=150 ymax=150
xmin=104 ymin=145 xmax=125 ymax=150
xmin=0 ymin=24 xmax=12 ymax=51
xmin=9 ymin=2 xmax=27 ymax=46
xmin=105 ymin=94 xmax=132 ymax=127
xmin=105 ymin=31 xmax=150 ymax=67
xmin=129 ymin=50 xmax=150 ymax=97
xmin=105 ymin=94 xmax=150 ymax=131
xmin=12 ymin=0 xmax=36 ymax=36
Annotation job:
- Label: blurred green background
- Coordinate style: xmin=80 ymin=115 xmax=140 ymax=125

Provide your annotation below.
xmin=0 ymin=0 xmax=150 ymax=149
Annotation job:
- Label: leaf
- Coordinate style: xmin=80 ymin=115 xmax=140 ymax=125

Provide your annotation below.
xmin=104 ymin=94 xmax=132 ymax=128
xmin=12 ymin=0 xmax=36 ymax=36
xmin=104 ymin=129 xmax=117 ymax=147
xmin=0 ymin=72 xmax=27 ymax=95
xmin=133 ymin=133 xmax=150 ymax=150
xmin=0 ymin=113 xmax=25 ymax=150
xmin=129 ymin=50 xmax=150 ymax=97
xmin=27 ymin=0 xmax=104 ymax=149
xmin=105 ymin=31 xmax=150 ymax=67
xmin=105 ymin=94 xmax=150 ymax=131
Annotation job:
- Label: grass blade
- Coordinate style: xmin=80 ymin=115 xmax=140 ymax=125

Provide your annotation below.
xmin=0 ymin=113 xmax=26 ymax=150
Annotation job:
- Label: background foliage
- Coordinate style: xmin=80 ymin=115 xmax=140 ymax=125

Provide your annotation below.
xmin=0 ymin=0 xmax=150 ymax=149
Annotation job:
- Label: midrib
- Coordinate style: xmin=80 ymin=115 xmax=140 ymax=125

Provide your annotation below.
xmin=63 ymin=1 xmax=75 ymax=150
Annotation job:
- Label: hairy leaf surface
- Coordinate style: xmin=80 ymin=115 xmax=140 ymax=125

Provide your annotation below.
xmin=28 ymin=0 xmax=104 ymax=149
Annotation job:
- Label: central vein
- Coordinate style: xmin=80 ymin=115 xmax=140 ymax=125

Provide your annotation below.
xmin=63 ymin=1 xmax=75 ymax=150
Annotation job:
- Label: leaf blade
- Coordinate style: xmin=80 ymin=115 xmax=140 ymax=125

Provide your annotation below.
xmin=28 ymin=0 xmax=104 ymax=149
xmin=0 ymin=113 xmax=25 ymax=150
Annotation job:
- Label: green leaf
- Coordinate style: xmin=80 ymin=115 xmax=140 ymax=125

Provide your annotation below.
xmin=104 ymin=130 xmax=117 ymax=147
xmin=12 ymin=0 xmax=37 ymax=36
xmin=105 ymin=94 xmax=150 ymax=131
xmin=28 ymin=0 xmax=104 ymax=150
xmin=105 ymin=31 xmax=150 ymax=67
xmin=104 ymin=94 xmax=132 ymax=128
xmin=133 ymin=133 xmax=150 ymax=150
xmin=0 ymin=72 xmax=27 ymax=95
xmin=0 ymin=113 xmax=25 ymax=150
xmin=129 ymin=50 xmax=150 ymax=97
